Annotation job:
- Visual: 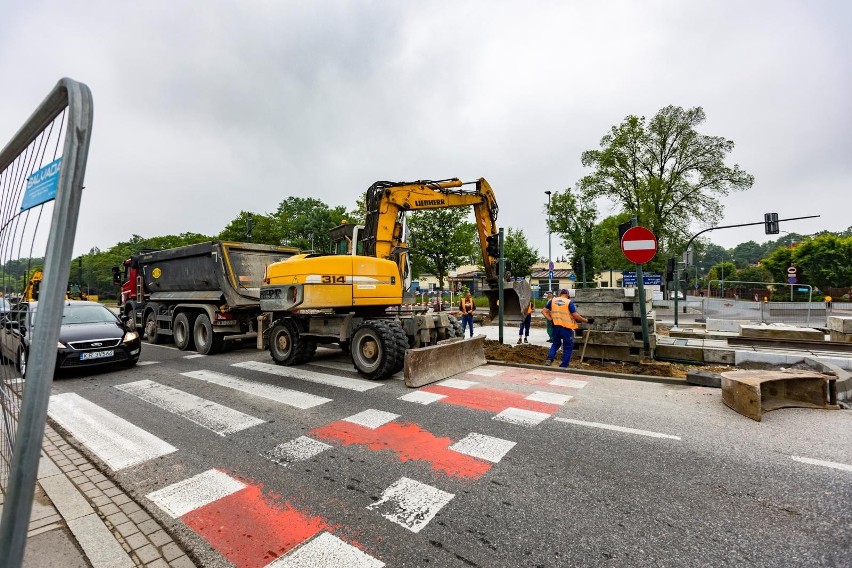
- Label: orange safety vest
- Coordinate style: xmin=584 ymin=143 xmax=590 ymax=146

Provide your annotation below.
xmin=550 ymin=298 xmax=578 ymax=329
xmin=525 ymin=303 xmax=534 ymax=315
xmin=461 ymin=298 xmax=475 ymax=313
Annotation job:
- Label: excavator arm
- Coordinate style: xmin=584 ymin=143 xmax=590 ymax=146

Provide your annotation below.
xmin=361 ymin=177 xmax=530 ymax=321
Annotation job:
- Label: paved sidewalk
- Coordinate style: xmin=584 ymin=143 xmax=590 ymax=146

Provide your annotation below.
xmin=16 ymin=423 xmax=197 ymax=568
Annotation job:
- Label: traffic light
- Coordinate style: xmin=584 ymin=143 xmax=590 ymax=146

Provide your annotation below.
xmin=666 ymin=257 xmax=675 ymax=283
xmin=764 ymin=212 xmax=779 ymax=235
xmin=485 ymin=234 xmax=500 ymax=258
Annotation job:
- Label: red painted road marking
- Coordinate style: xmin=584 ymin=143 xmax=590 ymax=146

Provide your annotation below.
xmin=422 ymin=384 xmax=562 ymax=414
xmin=182 ymin=482 xmax=328 ymax=568
xmin=468 ymin=367 xmax=589 ymax=389
xmin=311 ymin=420 xmax=492 ymax=479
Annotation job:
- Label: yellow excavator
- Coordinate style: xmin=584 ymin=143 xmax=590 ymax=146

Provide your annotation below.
xmin=260 ymin=177 xmax=531 ymax=381
xmin=22 ymin=271 xmax=98 ymax=302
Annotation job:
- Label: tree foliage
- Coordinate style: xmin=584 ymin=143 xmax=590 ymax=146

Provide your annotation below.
xmin=761 ymin=233 xmax=852 ymax=291
xmin=547 ymin=189 xmax=598 ymax=282
xmin=580 ymin=106 xmax=754 ymax=258
xmin=592 ymin=213 xmax=633 ymax=271
xmin=274 ymin=197 xmax=348 ymax=252
xmin=503 ymin=227 xmax=539 ymax=278
xmin=407 ymin=209 xmax=477 ymax=290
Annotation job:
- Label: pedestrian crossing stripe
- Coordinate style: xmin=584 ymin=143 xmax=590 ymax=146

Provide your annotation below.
xmin=181 ymin=370 xmax=331 ymax=409
xmin=367 ymin=477 xmax=454 ymax=533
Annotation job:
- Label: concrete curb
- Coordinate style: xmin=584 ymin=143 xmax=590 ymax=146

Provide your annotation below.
xmin=486 ymin=359 xmax=689 ymax=386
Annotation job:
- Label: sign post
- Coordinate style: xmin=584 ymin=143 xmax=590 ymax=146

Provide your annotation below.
xmin=787 ymin=266 xmax=797 ymax=301
xmin=621 ymin=222 xmax=658 ymax=357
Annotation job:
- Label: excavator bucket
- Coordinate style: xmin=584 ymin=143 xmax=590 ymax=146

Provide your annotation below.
xmin=404 ymin=335 xmax=487 ymax=387
xmin=484 ymin=280 xmax=532 ymax=323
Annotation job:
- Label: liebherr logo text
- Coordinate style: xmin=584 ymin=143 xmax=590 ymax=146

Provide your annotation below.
xmin=415 ymin=199 xmax=446 ymax=206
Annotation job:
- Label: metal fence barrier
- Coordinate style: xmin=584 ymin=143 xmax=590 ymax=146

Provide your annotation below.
xmin=0 ymin=78 xmax=92 ymax=567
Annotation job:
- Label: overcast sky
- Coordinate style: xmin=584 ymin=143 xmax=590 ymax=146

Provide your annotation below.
xmin=2 ymin=0 xmax=849 ymax=260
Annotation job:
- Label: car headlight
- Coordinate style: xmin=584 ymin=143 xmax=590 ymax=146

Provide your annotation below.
xmin=57 ymin=342 xmax=66 ymax=348
xmin=122 ymin=331 xmax=139 ymax=343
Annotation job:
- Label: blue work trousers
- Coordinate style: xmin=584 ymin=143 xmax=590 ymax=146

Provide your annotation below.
xmin=461 ymin=314 xmax=474 ymax=337
xmin=547 ymin=326 xmax=575 ymax=367
xmin=518 ymin=314 xmax=531 ymax=338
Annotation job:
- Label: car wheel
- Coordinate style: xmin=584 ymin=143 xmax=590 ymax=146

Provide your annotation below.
xmin=17 ymin=346 xmax=27 ymax=377
xmin=193 ymin=314 xmax=224 ymax=355
xmin=173 ymin=312 xmax=196 ymax=351
xmin=126 ymin=357 xmax=139 ymax=368
xmin=124 ymin=308 xmax=136 ymax=332
xmin=145 ymin=311 xmax=166 ymax=344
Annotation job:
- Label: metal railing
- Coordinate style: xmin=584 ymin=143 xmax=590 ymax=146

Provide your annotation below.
xmin=0 ymin=78 xmax=92 ymax=567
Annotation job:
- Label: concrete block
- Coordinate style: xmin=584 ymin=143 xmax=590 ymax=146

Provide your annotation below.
xmin=740 ymin=324 xmax=825 ymax=341
xmin=67 ymin=513 xmax=134 ymax=568
xmin=721 ymin=369 xmax=838 ymax=421
xmin=583 ymin=330 xmax=656 ymax=349
xmin=573 ymin=288 xmax=630 ymax=301
xmin=655 ymin=343 xmax=704 ymax=363
xmin=706 ymin=319 xmax=750 ymax=333
xmin=828 ymin=330 xmax=852 ymax=343
xmin=686 ymin=370 xmax=722 ymax=388
xmin=704 ymin=348 xmax=735 ymax=365
xmin=827 ymin=315 xmax=852 ymax=333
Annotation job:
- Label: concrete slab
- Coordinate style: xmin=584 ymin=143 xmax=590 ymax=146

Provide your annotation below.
xmin=66 ymin=513 xmax=134 ymax=568
xmin=38 ymin=473 xmax=94 ymax=521
xmin=741 ymin=324 xmax=825 ymax=341
xmin=827 ymin=315 xmax=852 ymax=333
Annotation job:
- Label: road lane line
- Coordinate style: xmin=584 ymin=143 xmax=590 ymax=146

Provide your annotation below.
xmin=146 ymin=469 xmax=246 ymax=518
xmin=307 ymin=359 xmax=356 ymax=372
xmin=465 ymin=367 xmax=504 ymax=377
xmin=183 ymin=354 xmax=206 ymax=359
xmin=554 ymin=417 xmax=681 ymax=440
xmin=181 ymin=370 xmax=331 ymax=409
xmin=525 ymin=391 xmax=573 ymax=405
xmin=342 ymin=409 xmax=399 ymax=429
xmin=269 ymin=531 xmax=385 ymax=568
xmin=493 ymin=407 xmax=551 ymax=427
xmin=549 ymin=377 xmax=588 ymax=389
xmin=791 ymin=456 xmax=852 ymax=472
xmin=48 ymin=393 xmax=177 ymax=471
xmin=367 ymin=477 xmax=454 ymax=533
xmin=398 ymin=391 xmax=447 ymax=405
xmin=142 ymin=343 xmax=180 ymax=350
xmin=115 ymin=380 xmax=265 ymax=436
xmin=136 ymin=361 xmax=159 ymax=366
xmin=265 ymin=436 xmax=331 ymax=466
xmin=233 ymin=360 xmax=382 ymax=392
xmin=438 ymin=378 xmax=478 ymax=389
xmin=449 ymin=433 xmax=516 ymax=463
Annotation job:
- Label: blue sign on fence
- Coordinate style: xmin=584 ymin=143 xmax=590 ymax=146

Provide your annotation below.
xmin=21 ymin=157 xmax=62 ymax=211
xmin=621 ymin=271 xmax=662 ymax=285
xmin=797 ymin=287 xmax=809 ymax=293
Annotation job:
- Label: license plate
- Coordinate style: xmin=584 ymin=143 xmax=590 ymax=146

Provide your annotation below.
xmin=81 ymin=350 xmax=114 ymax=361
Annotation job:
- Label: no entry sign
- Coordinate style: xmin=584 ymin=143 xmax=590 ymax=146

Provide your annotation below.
xmin=621 ymin=226 xmax=658 ymax=264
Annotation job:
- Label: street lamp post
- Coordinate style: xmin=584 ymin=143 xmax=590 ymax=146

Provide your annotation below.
xmin=545 ymin=191 xmax=552 ymax=294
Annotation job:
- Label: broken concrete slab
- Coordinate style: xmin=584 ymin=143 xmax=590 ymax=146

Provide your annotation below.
xmin=721 ymin=369 xmax=839 ymax=421
xmin=740 ymin=324 xmax=825 ymax=341
xmin=827 ymin=315 xmax=852 ymax=334
xmin=686 ymin=370 xmax=723 ymax=388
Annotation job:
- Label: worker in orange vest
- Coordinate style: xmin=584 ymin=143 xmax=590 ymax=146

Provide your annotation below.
xmin=517 ymin=300 xmax=535 ymax=344
xmin=459 ymin=290 xmax=475 ymax=338
xmin=541 ymin=289 xmax=592 ymax=367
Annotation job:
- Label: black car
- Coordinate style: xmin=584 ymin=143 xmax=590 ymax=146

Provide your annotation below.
xmin=1 ymin=300 xmax=141 ymax=375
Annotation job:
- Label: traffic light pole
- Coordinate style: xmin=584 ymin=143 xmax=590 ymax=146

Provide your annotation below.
xmin=631 ymin=216 xmax=652 ymax=358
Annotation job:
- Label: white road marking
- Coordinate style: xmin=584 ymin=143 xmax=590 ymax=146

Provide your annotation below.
xmin=791 ymin=456 xmax=852 ymax=472
xmin=493 ymin=407 xmax=551 ymax=427
xmin=264 ymin=436 xmax=331 ymax=466
xmin=367 ymin=477 xmax=454 ymax=533
xmin=449 ymin=433 xmax=516 ymax=463
xmin=554 ymin=418 xmax=681 ymax=440
xmin=48 ymin=393 xmax=177 ymax=471
xmin=136 ymin=361 xmax=159 ymax=366
xmin=398 ymin=391 xmax=447 ymax=405
xmin=549 ymin=377 xmax=588 ymax=389
xmin=143 ymin=343 xmax=180 ymax=350
xmin=307 ymin=360 xmax=356 ymax=372
xmin=181 ymin=370 xmax=331 ymax=409
xmin=146 ymin=469 xmax=246 ymax=518
xmin=269 ymin=531 xmax=385 ymax=568
xmin=465 ymin=367 xmax=504 ymax=377
xmin=183 ymin=354 xmax=206 ymax=359
xmin=115 ymin=380 xmax=264 ymax=436
xmin=525 ymin=391 xmax=572 ymax=405
xmin=233 ymin=360 xmax=382 ymax=392
xmin=343 ymin=409 xmax=399 ymax=429
xmin=438 ymin=378 xmax=478 ymax=389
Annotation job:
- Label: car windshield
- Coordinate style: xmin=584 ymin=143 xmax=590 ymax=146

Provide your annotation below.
xmin=32 ymin=304 xmax=118 ymax=325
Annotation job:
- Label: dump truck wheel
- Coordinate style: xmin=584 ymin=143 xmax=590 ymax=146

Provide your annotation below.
xmin=194 ymin=314 xmax=224 ymax=355
xmin=388 ymin=320 xmax=409 ymax=375
xmin=350 ymin=321 xmax=397 ymax=379
xmin=269 ymin=319 xmax=300 ymax=365
xmin=173 ymin=312 xmax=196 ymax=351
xmin=145 ymin=311 xmax=166 ymax=344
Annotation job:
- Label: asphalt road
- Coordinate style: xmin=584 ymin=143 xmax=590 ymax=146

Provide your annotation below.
xmin=46 ymin=339 xmax=852 ymax=568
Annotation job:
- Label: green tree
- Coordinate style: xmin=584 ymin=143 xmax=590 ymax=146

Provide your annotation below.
xmin=580 ymin=105 xmax=754 ymax=258
xmin=696 ymin=243 xmax=727 ymax=276
xmin=503 ymin=227 xmax=539 ymax=278
xmin=786 ymin=233 xmax=852 ymax=291
xmin=731 ymin=240 xmax=765 ymax=269
xmin=547 ymin=188 xmax=598 ymax=284
xmin=219 ymin=212 xmax=282 ymax=245
xmin=592 ymin=213 xmax=633 ymax=272
xmin=735 ymin=265 xmax=773 ymax=284
xmin=407 ymin=209 xmax=477 ymax=290
xmin=274 ymin=197 xmax=347 ymax=252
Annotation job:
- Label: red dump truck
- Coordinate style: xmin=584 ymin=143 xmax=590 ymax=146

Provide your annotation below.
xmin=115 ymin=241 xmax=298 ymax=354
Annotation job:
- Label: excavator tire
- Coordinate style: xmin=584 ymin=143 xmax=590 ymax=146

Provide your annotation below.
xmin=350 ymin=320 xmax=401 ymax=380
xmin=388 ymin=319 xmax=409 ymax=375
xmin=269 ymin=318 xmax=313 ymax=366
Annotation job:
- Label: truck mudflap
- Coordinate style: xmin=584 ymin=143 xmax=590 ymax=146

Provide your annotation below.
xmin=484 ymin=280 xmax=532 ymax=323
xmin=404 ymin=335 xmax=487 ymax=388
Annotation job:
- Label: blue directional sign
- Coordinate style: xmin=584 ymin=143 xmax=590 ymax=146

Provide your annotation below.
xmin=22 ymin=158 xmax=62 ymax=211
xmin=548 ymin=270 xmax=554 ymax=279
xmin=797 ymin=287 xmax=809 ymax=292
xmin=621 ymin=271 xmax=662 ymax=285
xmin=568 ymin=273 xmax=577 ymax=281
xmin=787 ymin=276 xmax=798 ymax=284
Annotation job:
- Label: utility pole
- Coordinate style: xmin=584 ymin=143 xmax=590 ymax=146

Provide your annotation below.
xmin=545 ymin=191 xmax=552 ymax=294
xmin=498 ymin=228 xmax=505 ymax=344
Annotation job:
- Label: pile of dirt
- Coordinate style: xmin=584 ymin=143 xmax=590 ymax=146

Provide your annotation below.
xmin=483 ymin=339 xmax=735 ymax=379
